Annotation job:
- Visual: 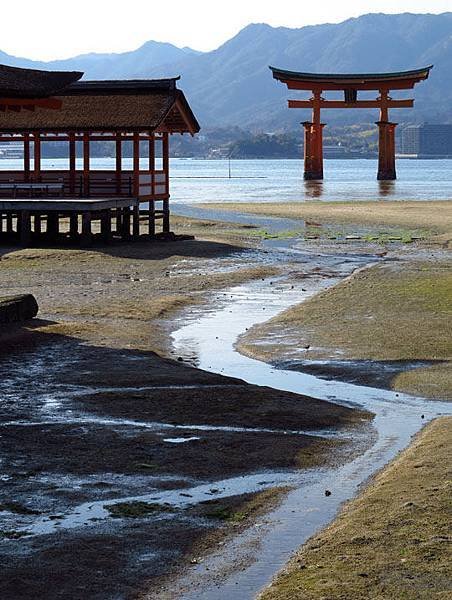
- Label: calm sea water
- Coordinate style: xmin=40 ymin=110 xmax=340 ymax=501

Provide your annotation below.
xmin=1 ymin=157 xmax=451 ymax=203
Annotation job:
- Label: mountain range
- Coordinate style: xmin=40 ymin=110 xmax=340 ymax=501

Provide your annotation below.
xmin=1 ymin=12 xmax=451 ymax=130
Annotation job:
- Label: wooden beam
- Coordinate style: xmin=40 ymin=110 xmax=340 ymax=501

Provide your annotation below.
xmin=284 ymin=80 xmax=418 ymax=91
xmin=288 ymin=99 xmax=414 ymax=109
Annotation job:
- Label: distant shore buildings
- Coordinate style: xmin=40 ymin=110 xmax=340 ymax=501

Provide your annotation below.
xmin=400 ymin=124 xmax=452 ymax=158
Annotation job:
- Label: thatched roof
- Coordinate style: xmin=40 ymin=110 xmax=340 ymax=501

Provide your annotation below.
xmin=0 ymin=64 xmax=82 ymax=98
xmin=0 ymin=66 xmax=200 ymax=134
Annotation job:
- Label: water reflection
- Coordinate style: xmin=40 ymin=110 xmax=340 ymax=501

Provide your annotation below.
xmin=304 ymin=180 xmax=324 ymax=199
xmin=378 ymin=180 xmax=395 ymax=198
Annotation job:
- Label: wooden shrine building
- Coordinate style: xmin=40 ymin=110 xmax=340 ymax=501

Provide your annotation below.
xmin=0 ymin=64 xmax=199 ymax=245
xmin=270 ymin=66 xmax=432 ymax=180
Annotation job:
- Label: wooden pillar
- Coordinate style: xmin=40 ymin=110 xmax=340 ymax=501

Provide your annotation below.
xmin=115 ymin=132 xmax=122 ymax=195
xmin=376 ymin=121 xmax=397 ymax=181
xmin=121 ymin=207 xmax=131 ymax=240
xmin=24 ymin=134 xmax=30 ymax=182
xmin=302 ymin=122 xmax=313 ymax=179
xmin=132 ymin=132 xmax=140 ymax=196
xmin=148 ymin=200 xmax=155 ymax=237
xmin=303 ymin=91 xmax=324 ymax=180
xmin=19 ymin=210 xmax=31 ymax=246
xmin=70 ymin=214 xmax=78 ymax=239
xmin=69 ymin=132 xmax=76 ymax=195
xmin=148 ymin=132 xmax=156 ymax=237
xmin=47 ymin=213 xmax=59 ymax=239
xmin=101 ymin=209 xmax=112 ymax=242
xmin=6 ymin=213 xmax=13 ymax=234
xmin=132 ymin=204 xmax=140 ymax=239
xmin=83 ymin=133 xmax=90 ymax=196
xmin=33 ymin=132 xmax=41 ymax=182
xmin=34 ymin=214 xmax=41 ymax=235
xmin=81 ymin=211 xmax=92 ymax=246
xmin=162 ymin=199 xmax=170 ymax=234
xmin=162 ymin=132 xmax=169 ymax=196
xmin=162 ymin=133 xmax=170 ymax=232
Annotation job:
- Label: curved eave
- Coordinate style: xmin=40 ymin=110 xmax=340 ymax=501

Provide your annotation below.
xmin=270 ymin=65 xmax=433 ymax=86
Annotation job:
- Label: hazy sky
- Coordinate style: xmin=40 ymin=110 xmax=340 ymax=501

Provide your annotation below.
xmin=3 ymin=1 xmax=450 ymax=60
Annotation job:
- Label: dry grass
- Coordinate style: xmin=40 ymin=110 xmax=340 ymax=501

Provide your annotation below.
xmin=260 ymin=416 xmax=452 ymax=600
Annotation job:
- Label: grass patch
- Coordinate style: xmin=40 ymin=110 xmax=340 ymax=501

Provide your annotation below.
xmin=106 ymin=501 xmax=174 ymax=519
xmin=202 ymin=200 xmax=452 ymax=246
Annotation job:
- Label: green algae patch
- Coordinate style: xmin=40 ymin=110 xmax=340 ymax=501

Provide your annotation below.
xmin=106 ymin=501 xmax=175 ymax=519
xmin=259 ymin=417 xmax=452 ymax=600
xmin=239 ymin=260 xmax=452 ymax=399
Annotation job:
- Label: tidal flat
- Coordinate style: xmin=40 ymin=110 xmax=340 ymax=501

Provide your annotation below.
xmin=0 ymin=215 xmax=370 ymax=599
xmin=1 ymin=206 xmax=450 ymax=599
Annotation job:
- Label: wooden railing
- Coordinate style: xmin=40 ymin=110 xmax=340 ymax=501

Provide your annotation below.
xmin=0 ymin=169 xmax=168 ymax=200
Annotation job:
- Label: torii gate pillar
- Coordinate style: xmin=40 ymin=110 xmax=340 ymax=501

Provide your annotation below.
xmin=302 ymin=121 xmax=325 ymax=180
xmin=376 ymin=121 xmax=397 ymax=180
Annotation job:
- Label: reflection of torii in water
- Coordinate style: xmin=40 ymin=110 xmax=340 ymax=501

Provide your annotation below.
xmin=270 ymin=66 xmax=432 ymax=181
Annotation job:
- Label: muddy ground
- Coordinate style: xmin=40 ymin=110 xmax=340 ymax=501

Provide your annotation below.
xmin=0 ymin=216 xmax=372 ymax=599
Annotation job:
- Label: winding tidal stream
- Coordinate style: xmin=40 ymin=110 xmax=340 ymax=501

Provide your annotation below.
xmin=164 ymin=205 xmax=452 ymax=599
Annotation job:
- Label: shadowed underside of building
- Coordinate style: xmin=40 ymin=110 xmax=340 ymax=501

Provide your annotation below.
xmin=0 ymin=63 xmax=200 ymax=246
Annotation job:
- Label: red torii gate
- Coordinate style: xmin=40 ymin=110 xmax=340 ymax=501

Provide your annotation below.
xmin=270 ymin=66 xmax=432 ymax=181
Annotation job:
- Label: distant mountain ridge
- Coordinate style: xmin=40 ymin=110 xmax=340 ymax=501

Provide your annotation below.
xmin=0 ymin=12 xmax=451 ymax=129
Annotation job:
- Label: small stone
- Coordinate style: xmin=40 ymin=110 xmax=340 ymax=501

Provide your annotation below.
xmin=325 ymin=490 xmax=332 ymax=497
xmin=177 ymin=357 xmax=184 ymax=362
xmin=421 ymin=414 xmax=425 ymax=419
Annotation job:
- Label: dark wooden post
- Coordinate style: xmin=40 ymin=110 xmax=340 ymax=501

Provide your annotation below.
xmin=132 ymin=133 xmax=141 ymax=239
xmin=19 ymin=210 xmax=31 ymax=245
xmin=148 ymin=132 xmax=156 ymax=237
xmin=121 ymin=208 xmax=131 ymax=240
xmin=302 ymin=122 xmax=313 ymax=179
xmin=101 ymin=209 xmax=112 ymax=242
xmin=47 ymin=212 xmax=59 ymax=239
xmin=81 ymin=211 xmax=92 ymax=246
xmin=24 ymin=133 xmax=30 ymax=182
xmin=83 ymin=133 xmax=90 ymax=196
xmin=115 ymin=132 xmax=122 ymax=195
xmin=34 ymin=214 xmax=41 ymax=235
xmin=33 ymin=132 xmax=41 ymax=182
xmin=69 ymin=132 xmax=76 ymax=195
xmin=69 ymin=214 xmax=78 ymax=239
xmin=162 ymin=133 xmax=170 ymax=233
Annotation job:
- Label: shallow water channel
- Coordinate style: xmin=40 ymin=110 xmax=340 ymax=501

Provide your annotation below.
xmin=164 ymin=205 xmax=452 ymax=599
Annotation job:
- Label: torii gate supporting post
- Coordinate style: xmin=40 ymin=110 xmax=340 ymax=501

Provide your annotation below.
xmin=376 ymin=121 xmax=397 ymax=180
